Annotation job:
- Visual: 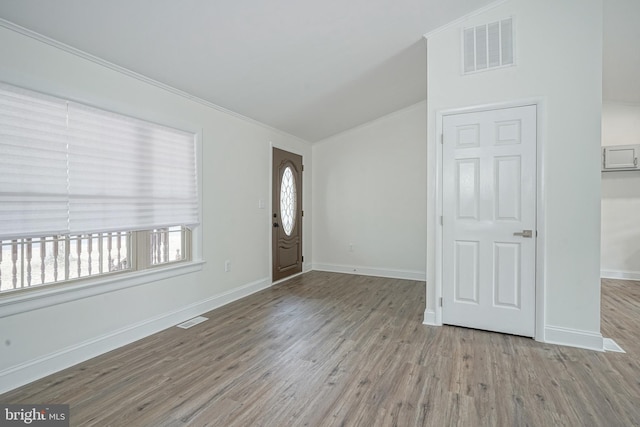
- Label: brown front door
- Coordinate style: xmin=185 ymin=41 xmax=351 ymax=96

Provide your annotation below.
xmin=272 ymin=147 xmax=303 ymax=281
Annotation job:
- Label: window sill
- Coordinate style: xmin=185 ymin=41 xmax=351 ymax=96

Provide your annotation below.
xmin=0 ymin=260 xmax=205 ymax=318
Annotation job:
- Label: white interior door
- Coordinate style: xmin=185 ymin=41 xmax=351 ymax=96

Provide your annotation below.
xmin=442 ymin=105 xmax=537 ymax=337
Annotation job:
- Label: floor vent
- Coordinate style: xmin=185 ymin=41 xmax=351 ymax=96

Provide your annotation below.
xmin=603 ymin=338 xmax=625 ymax=353
xmin=177 ymin=316 xmax=208 ymax=329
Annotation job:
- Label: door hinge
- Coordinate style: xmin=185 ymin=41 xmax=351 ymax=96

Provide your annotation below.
xmin=301 ymin=255 xmax=304 ymax=262
xmin=302 ymin=210 xmax=304 ymax=217
xmin=440 ymin=134 xmax=444 ymax=144
xmin=302 ymin=164 xmax=304 ymax=172
xmin=439 ymin=297 xmax=443 ymax=307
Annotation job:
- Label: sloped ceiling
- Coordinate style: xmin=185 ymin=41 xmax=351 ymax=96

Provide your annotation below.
xmin=0 ymin=1 xmax=633 ymax=141
xmin=0 ymin=0 xmax=496 ymax=142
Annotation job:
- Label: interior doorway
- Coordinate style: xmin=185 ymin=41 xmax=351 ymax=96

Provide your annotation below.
xmin=440 ymin=104 xmax=538 ymax=337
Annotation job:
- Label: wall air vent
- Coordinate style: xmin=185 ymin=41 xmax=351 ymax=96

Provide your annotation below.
xmin=463 ymin=17 xmax=514 ymax=74
xmin=602 ymin=144 xmax=640 ymax=171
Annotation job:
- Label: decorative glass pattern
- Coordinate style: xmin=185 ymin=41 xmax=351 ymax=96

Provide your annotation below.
xmin=280 ymin=166 xmax=296 ymax=236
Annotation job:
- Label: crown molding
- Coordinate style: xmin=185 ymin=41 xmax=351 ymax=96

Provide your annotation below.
xmin=0 ymin=18 xmax=311 ymax=145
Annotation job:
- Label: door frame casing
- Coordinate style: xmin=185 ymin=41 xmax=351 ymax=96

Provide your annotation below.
xmin=432 ymin=98 xmax=546 ymax=342
xmin=269 ymin=142 xmax=305 ymax=284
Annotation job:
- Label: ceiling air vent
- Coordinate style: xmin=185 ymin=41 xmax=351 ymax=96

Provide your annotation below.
xmin=463 ymin=17 xmax=514 ymax=74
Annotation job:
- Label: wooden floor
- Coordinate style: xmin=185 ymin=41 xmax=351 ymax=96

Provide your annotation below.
xmin=2 ymin=272 xmax=639 ymax=426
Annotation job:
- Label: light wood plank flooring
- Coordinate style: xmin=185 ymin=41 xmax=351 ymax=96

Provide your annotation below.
xmin=1 ymin=272 xmax=639 ymax=426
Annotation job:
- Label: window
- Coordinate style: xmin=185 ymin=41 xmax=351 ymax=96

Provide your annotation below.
xmin=279 ymin=166 xmax=296 ymax=236
xmin=148 ymin=226 xmax=190 ymax=266
xmin=0 ymin=82 xmax=199 ymax=296
xmin=0 ymin=228 xmax=192 ymax=293
xmin=1 ymin=232 xmax=132 ymax=292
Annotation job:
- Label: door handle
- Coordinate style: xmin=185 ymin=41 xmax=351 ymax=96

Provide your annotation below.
xmin=513 ymin=230 xmax=533 ymax=238
xmin=273 ymin=222 xmax=279 ymax=228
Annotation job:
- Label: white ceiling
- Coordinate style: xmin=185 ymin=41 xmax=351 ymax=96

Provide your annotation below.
xmin=0 ymin=0 xmax=496 ymax=142
xmin=0 ymin=1 xmax=636 ymax=142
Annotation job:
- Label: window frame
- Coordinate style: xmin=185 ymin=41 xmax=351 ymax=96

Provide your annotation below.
xmin=0 ymin=83 xmax=204 ymax=317
xmin=0 ymin=257 xmax=204 ymax=318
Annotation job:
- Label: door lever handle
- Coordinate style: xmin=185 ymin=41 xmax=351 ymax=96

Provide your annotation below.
xmin=273 ymin=222 xmax=279 ymax=228
xmin=513 ymin=230 xmax=533 ymax=238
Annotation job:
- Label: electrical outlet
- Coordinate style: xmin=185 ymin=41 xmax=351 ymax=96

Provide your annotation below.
xmin=225 ymin=260 xmax=231 ymax=272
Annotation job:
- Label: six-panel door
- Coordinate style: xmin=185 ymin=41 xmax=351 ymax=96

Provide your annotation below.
xmin=442 ymin=105 xmax=537 ymax=337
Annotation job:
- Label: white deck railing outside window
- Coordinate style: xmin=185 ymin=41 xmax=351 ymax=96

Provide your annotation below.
xmin=0 ymin=232 xmax=131 ymax=293
xmin=0 ymin=226 xmax=189 ymax=294
xmin=150 ymin=226 xmax=185 ymax=265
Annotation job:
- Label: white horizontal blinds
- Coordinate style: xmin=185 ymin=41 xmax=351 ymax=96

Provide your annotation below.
xmin=0 ymin=83 xmax=69 ymax=240
xmin=67 ymin=102 xmax=198 ymax=234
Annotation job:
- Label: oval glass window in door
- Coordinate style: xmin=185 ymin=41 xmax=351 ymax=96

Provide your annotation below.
xmin=280 ymin=166 xmax=296 ymax=236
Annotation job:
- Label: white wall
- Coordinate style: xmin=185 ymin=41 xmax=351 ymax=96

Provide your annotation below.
xmin=601 ymin=102 xmax=640 ymax=280
xmin=312 ymin=102 xmax=427 ymax=280
xmin=426 ymin=0 xmax=603 ymax=349
xmin=0 ymin=24 xmax=312 ymax=393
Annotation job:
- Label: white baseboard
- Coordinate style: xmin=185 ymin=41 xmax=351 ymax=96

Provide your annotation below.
xmin=0 ymin=277 xmax=271 ymax=395
xmin=422 ymin=309 xmax=439 ymax=326
xmin=601 ymin=269 xmax=640 ymax=281
xmin=544 ymin=325 xmax=603 ymax=352
xmin=420 ymin=318 xmax=604 ymax=352
xmin=312 ymin=263 xmax=426 ymax=281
